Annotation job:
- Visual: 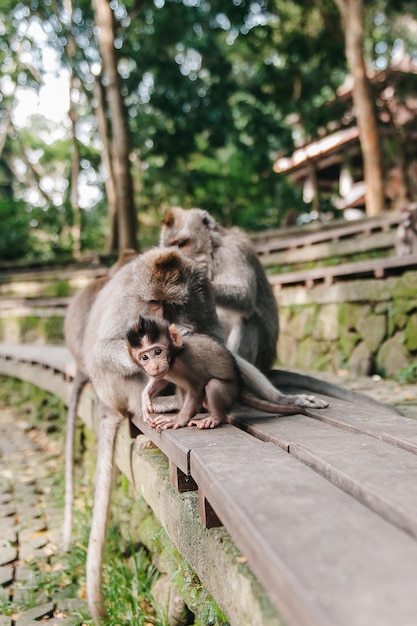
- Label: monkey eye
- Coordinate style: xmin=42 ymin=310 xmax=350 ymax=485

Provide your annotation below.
xmin=173 ymin=238 xmax=189 ymax=248
xmin=141 ymin=354 xmax=149 ymax=361
xmin=154 ymin=348 xmax=162 ymax=356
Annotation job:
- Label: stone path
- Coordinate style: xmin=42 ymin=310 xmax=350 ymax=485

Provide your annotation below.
xmin=0 ymin=408 xmax=87 ymax=625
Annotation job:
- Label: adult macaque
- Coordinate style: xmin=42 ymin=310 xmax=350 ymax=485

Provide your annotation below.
xmin=160 ymin=206 xmax=279 ymax=373
xmin=395 ymin=203 xmax=417 ymax=256
xmin=126 ymin=316 xmax=306 ymax=430
xmin=63 ymin=249 xmax=138 ymax=550
xmin=81 ymin=247 xmax=223 ymax=621
xmin=159 ymin=206 xmax=330 ymax=412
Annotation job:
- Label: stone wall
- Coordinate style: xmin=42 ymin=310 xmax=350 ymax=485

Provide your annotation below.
xmin=274 ymin=270 xmax=417 ymax=379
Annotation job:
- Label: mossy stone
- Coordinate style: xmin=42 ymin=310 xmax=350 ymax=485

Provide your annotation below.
xmin=405 ymin=313 xmax=417 ymax=351
xmin=357 ymin=314 xmax=386 ymax=352
xmin=338 ymin=331 xmax=361 ymax=359
xmin=376 ymin=333 xmax=409 ymax=378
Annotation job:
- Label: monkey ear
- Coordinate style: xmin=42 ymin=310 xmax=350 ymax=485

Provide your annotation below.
xmin=200 ymin=210 xmax=217 ymax=231
xmin=162 ymin=207 xmax=175 ymax=227
xmin=169 ymin=324 xmax=183 ymax=347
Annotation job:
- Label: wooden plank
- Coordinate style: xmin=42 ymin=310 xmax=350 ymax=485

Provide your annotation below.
xmin=267 ymin=253 xmax=417 ymax=287
xmin=306 ymin=401 xmax=417 ymax=453
xmin=233 ymin=413 xmax=417 ymax=538
xmin=0 ymin=344 xmax=76 ymax=378
xmin=254 ymin=214 xmax=400 ymax=255
xmin=260 ymin=231 xmax=394 ymax=267
xmin=190 ymin=437 xmax=417 ymax=626
xmin=267 ymin=369 xmax=417 ymax=452
xmin=130 ymin=413 xmax=252 ymax=476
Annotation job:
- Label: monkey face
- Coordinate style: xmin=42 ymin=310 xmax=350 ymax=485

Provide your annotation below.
xmin=160 ymin=207 xmax=215 ymax=263
xmin=133 ymin=344 xmax=170 ymax=378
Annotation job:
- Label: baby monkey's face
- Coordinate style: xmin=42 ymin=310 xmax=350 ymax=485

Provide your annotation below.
xmin=129 ymin=340 xmax=171 ymax=379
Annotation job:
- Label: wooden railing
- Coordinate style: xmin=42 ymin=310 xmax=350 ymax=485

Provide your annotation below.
xmin=254 ymin=213 xmax=401 ymax=269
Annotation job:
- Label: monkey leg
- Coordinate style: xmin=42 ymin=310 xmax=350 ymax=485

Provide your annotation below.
xmin=86 ymin=405 xmax=122 ymax=622
xmin=189 ymin=379 xmax=232 ymax=429
xmin=63 ymin=369 xmax=88 ymax=551
xmin=153 ymin=389 xmax=203 ymax=430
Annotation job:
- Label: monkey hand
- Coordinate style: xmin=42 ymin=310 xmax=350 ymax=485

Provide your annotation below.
xmin=141 ymin=401 xmax=155 ymax=425
xmin=286 ymin=394 xmax=329 ymax=409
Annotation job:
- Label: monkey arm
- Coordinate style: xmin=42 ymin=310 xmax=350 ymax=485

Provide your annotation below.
xmin=213 ymin=282 xmax=256 ymax=314
xmin=212 ymin=242 xmax=257 ymax=314
xmin=96 ymin=339 xmax=142 ymax=377
xmin=141 ymin=378 xmax=170 ymax=424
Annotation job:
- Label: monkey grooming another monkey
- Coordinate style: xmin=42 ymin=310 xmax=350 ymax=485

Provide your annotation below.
xmin=160 ymin=206 xmax=279 ymax=373
xmin=127 ymin=315 xmax=306 ymax=430
xmin=160 ymin=206 xmax=329 ymax=411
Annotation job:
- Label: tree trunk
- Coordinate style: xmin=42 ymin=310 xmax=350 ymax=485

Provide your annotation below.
xmin=68 ymin=74 xmax=82 ymax=258
xmin=63 ymin=0 xmax=82 ymax=258
xmin=334 ymin=0 xmax=385 ymax=216
xmin=93 ymin=0 xmax=138 ymax=251
xmin=93 ymin=76 xmax=118 ymax=251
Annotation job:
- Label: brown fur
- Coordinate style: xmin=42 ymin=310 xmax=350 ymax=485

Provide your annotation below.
xmin=160 ymin=207 xmax=279 ymax=373
xmin=127 ymin=316 xmax=306 ymax=431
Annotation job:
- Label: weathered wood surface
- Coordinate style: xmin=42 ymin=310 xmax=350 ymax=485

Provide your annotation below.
xmin=1 ymin=343 xmax=417 ymax=626
xmin=254 ymin=213 xmax=400 ymax=256
xmin=268 ymin=253 xmax=417 ymax=288
xmin=259 ymin=231 xmax=395 ymax=268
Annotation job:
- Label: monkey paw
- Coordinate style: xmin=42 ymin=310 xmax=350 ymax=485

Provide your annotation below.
xmin=292 ymin=394 xmax=329 ymax=409
xmin=152 ymin=414 xmax=190 ymax=431
xmin=189 ymin=416 xmax=222 ymax=429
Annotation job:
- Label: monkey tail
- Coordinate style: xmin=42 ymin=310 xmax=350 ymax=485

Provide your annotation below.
xmin=241 ymin=391 xmax=306 ymax=416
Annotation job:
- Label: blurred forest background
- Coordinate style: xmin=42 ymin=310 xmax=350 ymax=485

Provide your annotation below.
xmin=0 ymin=0 xmax=416 ymax=262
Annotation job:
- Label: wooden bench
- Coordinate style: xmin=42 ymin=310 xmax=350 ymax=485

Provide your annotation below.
xmin=1 ymin=343 xmax=417 ymax=626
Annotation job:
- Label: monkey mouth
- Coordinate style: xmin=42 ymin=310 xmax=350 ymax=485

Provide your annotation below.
xmin=153 ymin=368 xmax=169 ymax=379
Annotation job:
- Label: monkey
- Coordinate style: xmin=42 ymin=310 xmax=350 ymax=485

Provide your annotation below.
xmin=126 ymin=316 xmax=307 ymax=431
xmin=81 ymin=246 xmax=223 ymax=621
xmin=160 ymin=206 xmax=279 ymax=374
xmin=63 ymin=249 xmax=138 ymax=550
xmin=159 ymin=206 xmax=329 ymax=411
xmin=79 ymin=246 xmax=328 ymax=621
xmin=395 ymin=203 xmax=417 ymax=256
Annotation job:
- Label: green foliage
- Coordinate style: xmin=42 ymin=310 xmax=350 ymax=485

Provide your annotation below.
xmin=397 ymin=361 xmax=417 ymax=384
xmin=0 ymin=199 xmax=32 ymax=260
xmin=1 ymin=0 xmax=417 ymax=257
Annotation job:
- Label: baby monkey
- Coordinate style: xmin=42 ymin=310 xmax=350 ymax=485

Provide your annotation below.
xmin=126 ymin=315 xmax=306 ymax=430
